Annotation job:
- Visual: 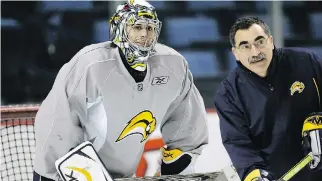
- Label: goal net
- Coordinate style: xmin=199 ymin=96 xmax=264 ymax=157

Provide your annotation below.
xmin=1 ymin=104 xmax=229 ymax=181
xmin=1 ymin=105 xmax=37 ymax=181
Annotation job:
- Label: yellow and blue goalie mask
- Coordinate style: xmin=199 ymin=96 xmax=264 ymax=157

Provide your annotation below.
xmin=109 ymin=0 xmax=162 ymax=71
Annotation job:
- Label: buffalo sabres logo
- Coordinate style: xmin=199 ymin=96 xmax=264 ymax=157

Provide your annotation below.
xmin=116 ymin=110 xmax=156 ymax=143
xmin=290 ymin=81 xmax=305 ymax=96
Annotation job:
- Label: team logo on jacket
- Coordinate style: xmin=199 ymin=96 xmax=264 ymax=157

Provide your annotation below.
xmin=290 ymin=81 xmax=305 ymax=96
xmin=116 ymin=110 xmax=156 ymax=143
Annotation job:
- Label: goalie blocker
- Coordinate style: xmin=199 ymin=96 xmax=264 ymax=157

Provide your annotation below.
xmin=34 ymin=141 xmax=114 ymax=181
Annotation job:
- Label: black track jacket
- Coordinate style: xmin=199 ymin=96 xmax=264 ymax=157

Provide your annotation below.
xmin=214 ymin=47 xmax=322 ymax=181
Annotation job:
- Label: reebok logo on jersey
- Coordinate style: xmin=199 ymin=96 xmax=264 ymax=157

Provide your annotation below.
xmin=152 ymin=76 xmax=169 ymax=85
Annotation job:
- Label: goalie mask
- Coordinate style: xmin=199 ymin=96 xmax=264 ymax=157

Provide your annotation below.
xmin=109 ymin=0 xmax=162 ymax=71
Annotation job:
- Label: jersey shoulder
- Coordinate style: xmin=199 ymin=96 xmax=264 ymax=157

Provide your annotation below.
xmin=150 ymin=43 xmax=188 ymax=80
xmin=54 ymin=41 xmax=118 ymax=89
xmin=62 ymin=41 xmax=117 ymax=73
xmin=74 ymin=41 xmax=116 ymax=63
xmin=153 ymin=43 xmax=184 ymax=58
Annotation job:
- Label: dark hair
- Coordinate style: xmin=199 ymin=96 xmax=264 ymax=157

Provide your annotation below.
xmin=229 ymin=16 xmax=271 ymax=47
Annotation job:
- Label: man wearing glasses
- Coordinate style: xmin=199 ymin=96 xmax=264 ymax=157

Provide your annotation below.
xmin=214 ymin=16 xmax=322 ymax=181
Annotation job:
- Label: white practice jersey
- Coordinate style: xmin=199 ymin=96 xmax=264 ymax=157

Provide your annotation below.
xmin=34 ymin=41 xmax=209 ymax=180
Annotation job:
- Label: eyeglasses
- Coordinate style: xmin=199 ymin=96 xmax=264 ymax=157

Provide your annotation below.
xmin=236 ymin=37 xmax=269 ymax=52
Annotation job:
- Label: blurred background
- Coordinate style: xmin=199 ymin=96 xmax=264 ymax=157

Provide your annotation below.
xmin=1 ymin=0 xmax=322 ymax=108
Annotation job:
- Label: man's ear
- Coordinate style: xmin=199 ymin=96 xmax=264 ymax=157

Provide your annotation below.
xmin=269 ymin=36 xmax=274 ymax=48
xmin=232 ymin=47 xmax=239 ymax=61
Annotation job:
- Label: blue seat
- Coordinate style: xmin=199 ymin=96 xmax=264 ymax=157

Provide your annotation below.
xmin=1 ymin=18 xmax=21 ymax=28
xmin=283 ymin=1 xmax=304 ymax=7
xmin=187 ymin=1 xmax=235 ymax=10
xmin=48 ymin=14 xmax=62 ymax=27
xmin=255 ymin=1 xmax=304 ymax=12
xmin=179 ymin=50 xmax=221 ymax=78
xmin=238 ymin=14 xmax=294 ymax=38
xmin=149 ymin=1 xmax=166 ymax=10
xmin=39 ymin=1 xmax=93 ymax=12
xmin=93 ymin=20 xmax=110 ymax=43
xmin=166 ymin=17 xmax=220 ymax=47
xmin=310 ymin=13 xmax=322 ymax=39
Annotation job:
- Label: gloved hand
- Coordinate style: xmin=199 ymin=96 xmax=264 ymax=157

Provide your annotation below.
xmin=154 ymin=146 xmax=196 ymax=176
xmin=244 ymin=169 xmax=277 ymax=181
xmin=302 ymin=112 xmax=322 ymax=171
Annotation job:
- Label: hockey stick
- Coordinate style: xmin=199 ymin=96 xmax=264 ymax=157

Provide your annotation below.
xmin=277 ymin=152 xmax=313 ymax=181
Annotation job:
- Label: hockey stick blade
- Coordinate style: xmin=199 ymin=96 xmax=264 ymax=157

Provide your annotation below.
xmin=277 ymin=152 xmax=313 ymax=181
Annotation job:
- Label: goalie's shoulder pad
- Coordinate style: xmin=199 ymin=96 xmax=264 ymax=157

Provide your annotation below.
xmin=160 ymin=147 xmax=196 ymax=175
xmin=302 ymin=112 xmax=322 ymax=136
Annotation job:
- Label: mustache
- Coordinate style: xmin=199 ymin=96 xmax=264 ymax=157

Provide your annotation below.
xmin=248 ymin=53 xmax=266 ymax=63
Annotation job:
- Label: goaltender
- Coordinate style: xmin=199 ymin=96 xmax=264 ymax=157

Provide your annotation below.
xmin=33 ymin=0 xmax=208 ymax=180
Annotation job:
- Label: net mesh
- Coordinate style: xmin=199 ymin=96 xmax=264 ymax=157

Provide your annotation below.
xmin=0 ymin=105 xmax=228 ymax=181
xmin=1 ymin=105 xmax=38 ymax=181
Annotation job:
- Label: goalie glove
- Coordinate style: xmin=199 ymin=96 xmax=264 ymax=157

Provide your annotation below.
xmin=244 ymin=169 xmax=276 ymax=181
xmin=302 ymin=112 xmax=322 ymax=171
xmin=155 ymin=146 xmax=198 ymax=176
